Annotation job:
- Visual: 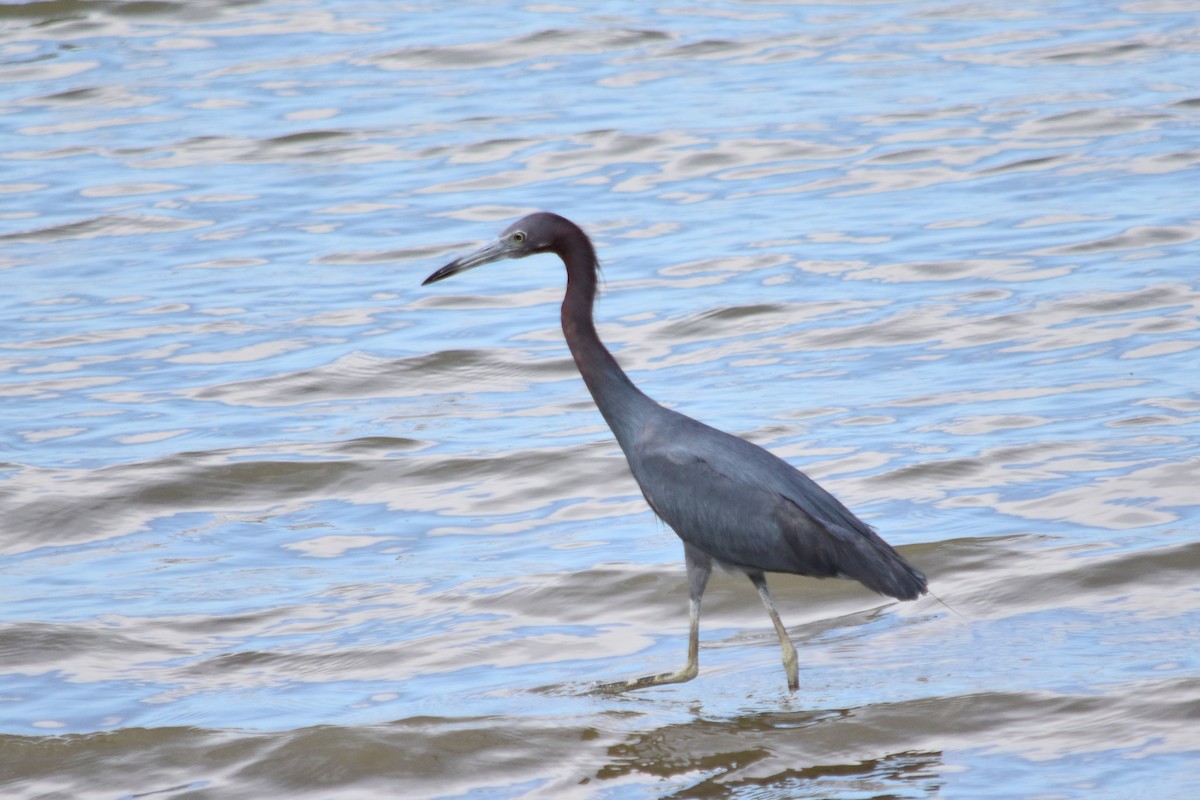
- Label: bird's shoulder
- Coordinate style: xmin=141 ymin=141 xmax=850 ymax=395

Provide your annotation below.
xmin=630 ymin=407 xmax=870 ymax=536
xmin=631 ymin=410 xmax=780 ymax=488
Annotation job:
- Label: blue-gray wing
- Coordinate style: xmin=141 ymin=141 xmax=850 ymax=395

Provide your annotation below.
xmin=629 ymin=415 xmax=926 ymax=600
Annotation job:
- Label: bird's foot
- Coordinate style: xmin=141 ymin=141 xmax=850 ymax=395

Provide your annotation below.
xmin=782 ymin=643 xmax=799 ymax=692
xmin=589 ymin=663 xmax=698 ymax=694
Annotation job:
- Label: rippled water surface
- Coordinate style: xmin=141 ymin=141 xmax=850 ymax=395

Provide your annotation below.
xmin=3 ymin=1 xmax=1199 ymax=797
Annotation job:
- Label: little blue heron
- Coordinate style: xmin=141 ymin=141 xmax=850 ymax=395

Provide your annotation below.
xmin=423 ymin=212 xmax=927 ymax=692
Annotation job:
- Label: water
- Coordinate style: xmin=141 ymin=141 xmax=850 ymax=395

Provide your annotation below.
xmin=2 ymin=1 xmax=1199 ymax=797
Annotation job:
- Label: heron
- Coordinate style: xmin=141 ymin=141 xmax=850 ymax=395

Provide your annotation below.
xmin=423 ymin=212 xmax=927 ymax=692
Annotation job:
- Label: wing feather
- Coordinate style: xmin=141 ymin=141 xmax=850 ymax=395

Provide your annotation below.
xmin=629 ymin=413 xmax=926 ymax=600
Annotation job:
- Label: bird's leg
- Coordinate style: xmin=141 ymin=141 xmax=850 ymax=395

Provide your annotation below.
xmin=591 ymin=597 xmax=701 ymax=692
xmin=592 ymin=546 xmax=711 ymax=693
xmin=748 ymin=573 xmax=799 ymax=691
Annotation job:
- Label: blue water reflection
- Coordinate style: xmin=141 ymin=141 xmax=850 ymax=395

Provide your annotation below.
xmin=2 ymin=1 xmax=1200 ymax=798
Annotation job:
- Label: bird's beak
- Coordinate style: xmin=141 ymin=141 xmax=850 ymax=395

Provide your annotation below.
xmin=422 ymin=238 xmax=509 ymax=285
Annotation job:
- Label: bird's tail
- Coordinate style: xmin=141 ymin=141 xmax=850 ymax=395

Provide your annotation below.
xmin=775 ymin=496 xmax=928 ymax=601
xmin=838 ymin=525 xmax=928 ymax=601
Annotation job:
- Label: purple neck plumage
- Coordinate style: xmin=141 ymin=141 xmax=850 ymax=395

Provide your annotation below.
xmin=552 ymin=222 xmax=653 ymax=450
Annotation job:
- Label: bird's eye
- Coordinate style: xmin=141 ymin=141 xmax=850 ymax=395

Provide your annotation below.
xmin=511 ymin=231 xmax=526 ymax=243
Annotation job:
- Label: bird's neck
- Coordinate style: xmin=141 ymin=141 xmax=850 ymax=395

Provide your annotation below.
xmin=557 ymin=237 xmax=653 ymax=452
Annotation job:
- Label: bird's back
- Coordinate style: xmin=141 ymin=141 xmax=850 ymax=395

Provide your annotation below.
xmin=625 ymin=406 xmax=927 ymax=601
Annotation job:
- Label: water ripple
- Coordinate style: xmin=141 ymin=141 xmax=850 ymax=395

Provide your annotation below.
xmin=2 ymin=2 xmax=1199 ymax=798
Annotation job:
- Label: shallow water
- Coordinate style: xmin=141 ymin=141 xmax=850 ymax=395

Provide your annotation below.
xmin=2 ymin=1 xmax=1199 ymax=797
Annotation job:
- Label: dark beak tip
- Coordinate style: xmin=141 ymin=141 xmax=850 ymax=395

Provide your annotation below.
xmin=421 ymin=239 xmax=503 ymax=287
xmin=422 ymin=263 xmax=458 ymax=286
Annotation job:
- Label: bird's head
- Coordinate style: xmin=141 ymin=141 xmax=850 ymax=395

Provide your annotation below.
xmin=422 ymin=212 xmax=565 ymax=285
